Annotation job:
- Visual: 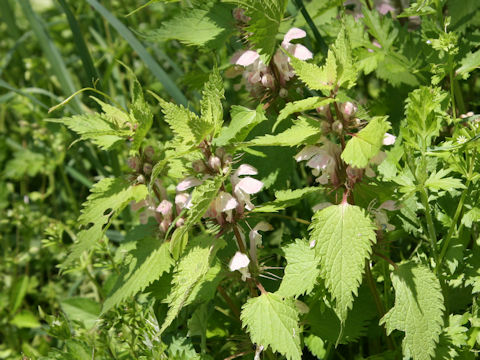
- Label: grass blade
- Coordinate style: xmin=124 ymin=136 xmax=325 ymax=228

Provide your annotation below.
xmin=18 ymin=0 xmax=83 ymax=113
xmin=85 ymin=0 xmax=188 ymax=106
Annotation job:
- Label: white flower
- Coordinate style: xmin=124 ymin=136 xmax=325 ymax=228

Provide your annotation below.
xmin=383 ymin=133 xmax=396 ymax=145
xmin=229 ymin=251 xmax=251 ymax=281
xmin=176 ymin=177 xmax=202 ymax=191
xmin=295 ymin=140 xmax=341 ymax=185
xmin=249 ymin=221 xmax=273 ymax=262
xmin=231 ymin=164 xmax=264 ymax=211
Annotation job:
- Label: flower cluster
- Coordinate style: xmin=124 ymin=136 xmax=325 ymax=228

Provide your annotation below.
xmin=229 ymin=28 xmax=312 ymax=97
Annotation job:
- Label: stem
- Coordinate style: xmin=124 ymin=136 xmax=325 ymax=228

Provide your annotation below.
xmin=217 ymin=285 xmax=241 ymax=320
xmin=232 ymin=224 xmax=247 ymax=254
xmin=419 ymin=189 xmax=438 ymax=262
xmin=449 ymin=55 xmax=457 ymax=118
xmin=333 ymin=101 xmax=347 ymax=149
xmin=292 ymin=0 xmax=328 ymax=56
xmin=437 ymin=149 xmax=476 ymax=271
xmin=373 ymin=251 xmax=399 ymax=270
xmin=250 ymin=212 xmax=310 ymax=225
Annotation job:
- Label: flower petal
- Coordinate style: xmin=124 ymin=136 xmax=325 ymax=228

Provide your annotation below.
xmin=235 ymin=164 xmax=258 ymax=176
xmin=176 ymin=177 xmax=202 ymax=191
xmin=294 ymin=145 xmax=321 ymax=162
xmin=236 ymin=177 xmax=263 ymax=194
xmin=291 ymin=44 xmax=313 ymax=60
xmin=215 ymin=191 xmax=239 ymax=212
xmin=383 ymin=133 xmax=396 ymax=145
xmin=156 ymin=200 xmax=173 ymax=216
xmin=229 ymin=251 xmax=250 ymax=271
xmin=232 ymin=50 xmax=260 ymax=66
xmin=283 ymin=27 xmax=306 ymax=45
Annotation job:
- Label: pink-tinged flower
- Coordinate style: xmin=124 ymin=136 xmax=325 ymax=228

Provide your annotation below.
xmin=249 ymin=221 xmax=273 ymax=263
xmin=340 ymin=101 xmax=357 ymax=118
xmin=281 ymin=28 xmax=313 ymax=61
xmin=175 ymin=193 xmax=191 ymax=212
xmin=207 ymin=191 xmax=239 ymax=223
xmin=373 ymin=201 xmax=397 ymax=232
xmin=295 ymin=139 xmax=341 ymax=185
xmin=383 ymin=133 xmax=396 ymax=145
xmin=231 ymin=164 xmax=264 ymax=211
xmin=229 ymin=251 xmax=251 ymax=281
xmin=176 ymin=177 xmax=202 ymax=191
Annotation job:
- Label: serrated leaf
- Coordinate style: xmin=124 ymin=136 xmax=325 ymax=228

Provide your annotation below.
xmin=160 ymin=237 xmax=219 ymax=334
xmin=276 ymin=239 xmax=320 ymax=297
xmin=129 ymin=74 xmax=153 ymax=153
xmin=214 ymin=105 xmax=266 ymax=146
xmin=332 ymin=27 xmax=357 ymax=89
xmin=290 ymin=50 xmax=337 ymax=93
xmin=102 ymin=238 xmax=173 ymax=313
xmin=309 ymin=203 xmax=376 ymax=322
xmin=253 ymin=187 xmax=320 ymax=213
xmin=304 ymin=335 xmax=326 ymax=359
xmin=241 ymin=292 xmax=302 ymax=360
xmin=64 ymin=178 xmax=148 ymax=265
xmin=200 ymin=68 xmax=224 ymax=135
xmin=231 ymin=0 xmax=287 ymax=63
xmin=380 ymin=262 xmax=445 ymax=360
xmin=247 ymin=117 xmax=321 ymax=147
xmin=424 ymin=169 xmax=466 ymax=192
xmin=341 ymin=116 xmax=390 ymax=168
xmin=274 ymin=97 xmax=334 ymax=131
xmin=50 ymin=112 xmax=132 ymax=150
xmin=462 ymin=207 xmax=480 ymax=228
xmin=61 ymin=298 xmax=101 ymax=329
xmin=456 ymin=49 xmax=480 ymax=78
xmin=159 ymin=99 xmax=199 ymax=145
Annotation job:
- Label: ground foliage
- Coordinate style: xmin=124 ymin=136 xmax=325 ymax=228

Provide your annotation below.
xmin=1 ymin=0 xmax=480 ymax=359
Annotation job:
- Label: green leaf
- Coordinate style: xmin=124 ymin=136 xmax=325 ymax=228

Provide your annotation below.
xmin=144 ymin=5 xmax=234 ymax=48
xmin=462 ymin=207 xmax=480 ymax=228
xmin=159 ymin=99 xmax=198 ymax=145
xmin=241 ymin=292 xmax=302 ymax=360
xmin=214 ymin=105 xmax=267 ymax=146
xmin=247 ymin=117 xmax=321 ymax=147
xmin=424 ymin=169 xmax=466 ymax=192
xmin=10 ymin=310 xmax=41 ymax=329
xmin=341 ymin=116 xmax=390 ymax=168
xmin=276 ymin=239 xmax=320 ymax=297
xmin=290 ymin=50 xmax=337 ymax=93
xmin=61 ymin=298 xmax=101 ymax=329
xmin=160 ymin=237 xmax=219 ymax=334
xmin=129 ymin=75 xmax=153 ymax=153
xmin=309 ymin=203 xmax=376 ymax=322
xmin=380 ymin=262 xmax=445 ymax=360
xmin=65 ymin=178 xmax=148 ymax=265
xmin=50 ymin=111 xmax=133 ymax=150
xmin=200 ymin=68 xmax=224 ymax=136
xmin=231 ymin=0 xmax=287 ymax=63
xmin=456 ymin=49 xmax=480 ymax=78
xmin=274 ymin=97 xmax=334 ymax=131
xmin=304 ymin=335 xmax=326 ymax=359
xmin=332 ymin=26 xmax=357 ymax=89
xmin=253 ymin=187 xmax=320 ymax=213
xmin=102 ymin=238 xmax=173 ymax=313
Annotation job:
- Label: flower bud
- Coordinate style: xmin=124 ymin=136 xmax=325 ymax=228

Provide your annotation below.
xmin=127 ymin=157 xmax=139 ymax=171
xmin=261 ymin=73 xmax=275 ymax=88
xmin=320 ymin=121 xmax=331 ymax=134
xmin=208 ymin=156 xmax=222 ymax=171
xmin=341 ymin=102 xmax=357 ymax=118
xmin=136 ymin=175 xmax=145 ymax=184
xmin=143 ymin=163 xmax=152 ymax=175
xmin=279 ymin=88 xmax=288 ymax=98
xmin=176 ymin=217 xmax=185 ymax=228
xmin=144 ymin=146 xmax=155 ymax=160
xmin=332 ymin=120 xmax=343 ymax=134
xmin=192 ymin=160 xmax=206 ymax=173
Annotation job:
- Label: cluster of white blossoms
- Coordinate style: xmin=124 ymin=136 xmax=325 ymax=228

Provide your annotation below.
xmin=230 ymin=28 xmax=313 ymax=96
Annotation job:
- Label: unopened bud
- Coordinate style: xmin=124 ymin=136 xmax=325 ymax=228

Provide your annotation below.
xmin=176 ymin=218 xmax=185 ymax=228
xmin=144 ymin=146 xmax=155 ymax=160
xmin=341 ymin=102 xmax=357 ymax=118
xmin=127 ymin=157 xmax=139 ymax=171
xmin=143 ymin=163 xmax=152 ymax=175
xmin=208 ymin=156 xmax=222 ymax=171
xmin=279 ymin=88 xmax=288 ymax=98
xmin=332 ymin=120 xmax=343 ymax=134
xmin=320 ymin=121 xmax=331 ymax=134
xmin=192 ymin=160 xmax=206 ymax=173
xmin=136 ymin=174 xmax=145 ymax=184
xmin=261 ymin=73 xmax=275 ymax=88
